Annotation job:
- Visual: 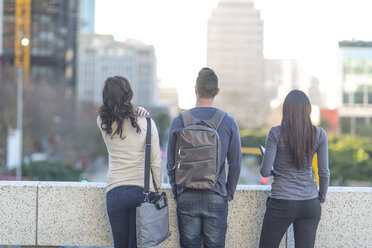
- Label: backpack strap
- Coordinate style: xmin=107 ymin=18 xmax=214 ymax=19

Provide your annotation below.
xmin=206 ymin=109 xmax=226 ymax=130
xmin=180 ymin=109 xmax=226 ymax=130
xmin=180 ymin=110 xmax=198 ymax=127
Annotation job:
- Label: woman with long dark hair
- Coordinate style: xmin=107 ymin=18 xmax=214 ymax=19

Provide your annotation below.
xmin=259 ymin=89 xmax=330 ymax=248
xmin=97 ymin=75 xmax=161 ymax=248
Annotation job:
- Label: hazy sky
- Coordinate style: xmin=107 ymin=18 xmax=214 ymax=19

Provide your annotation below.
xmin=96 ymin=0 xmax=372 ymax=108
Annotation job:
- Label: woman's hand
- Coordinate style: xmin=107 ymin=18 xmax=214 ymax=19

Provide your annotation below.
xmin=320 ymin=202 xmax=323 ymax=207
xmin=136 ymin=106 xmax=149 ymax=117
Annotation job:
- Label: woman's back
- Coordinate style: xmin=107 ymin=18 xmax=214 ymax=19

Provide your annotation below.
xmin=260 ymin=125 xmax=329 ymax=202
xmin=97 ymin=116 xmax=161 ymax=194
xmin=259 ymin=89 xmax=330 ymax=248
xmin=98 ymin=75 xmax=163 ymax=248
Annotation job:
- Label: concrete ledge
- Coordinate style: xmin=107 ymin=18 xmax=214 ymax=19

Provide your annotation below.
xmin=315 ymin=187 xmax=372 ymax=248
xmin=37 ymin=182 xmax=112 ymax=246
xmin=0 ymin=182 xmax=371 ymax=247
xmin=0 ymin=181 xmax=38 ymax=245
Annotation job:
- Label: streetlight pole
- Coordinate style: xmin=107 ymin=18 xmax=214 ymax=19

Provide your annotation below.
xmin=15 ymin=38 xmax=29 ymax=180
xmin=14 ymin=0 xmax=30 ymax=180
xmin=16 ymin=66 xmax=23 ymax=180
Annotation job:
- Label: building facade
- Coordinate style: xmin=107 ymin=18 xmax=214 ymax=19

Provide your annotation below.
xmin=264 ymin=59 xmax=314 ymax=125
xmin=0 ymin=0 xmax=78 ymax=89
xmin=207 ymin=0 xmax=266 ymax=127
xmin=338 ymin=40 xmax=372 ymax=134
xmin=158 ymin=82 xmax=179 ymax=118
xmin=77 ymin=34 xmax=158 ymax=107
xmin=0 ymin=0 xmax=3 ymax=56
xmin=79 ymin=0 xmax=94 ymax=33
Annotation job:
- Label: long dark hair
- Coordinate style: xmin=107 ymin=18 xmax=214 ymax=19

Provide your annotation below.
xmin=280 ymin=89 xmax=317 ymax=169
xmin=98 ymin=75 xmax=141 ymax=139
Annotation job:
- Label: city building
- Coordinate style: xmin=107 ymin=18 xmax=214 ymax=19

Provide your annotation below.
xmin=265 ymin=59 xmax=309 ymax=103
xmin=207 ymin=0 xmax=266 ymax=128
xmin=264 ymin=59 xmax=310 ymax=125
xmin=308 ymin=76 xmax=323 ymax=109
xmin=0 ymin=0 xmax=3 ymax=57
xmin=158 ymin=81 xmax=179 ymax=118
xmin=0 ymin=0 xmax=78 ymax=89
xmin=338 ymin=40 xmax=372 ymax=134
xmin=77 ymin=33 xmax=159 ymax=107
xmin=79 ymin=0 xmax=95 ymax=33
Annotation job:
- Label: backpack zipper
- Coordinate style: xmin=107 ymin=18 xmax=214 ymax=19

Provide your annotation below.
xmin=172 ymin=163 xmax=181 ymax=170
xmin=179 ymin=145 xmax=213 ymax=150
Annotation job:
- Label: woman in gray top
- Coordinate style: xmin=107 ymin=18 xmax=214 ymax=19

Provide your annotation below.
xmin=259 ymin=89 xmax=330 ymax=248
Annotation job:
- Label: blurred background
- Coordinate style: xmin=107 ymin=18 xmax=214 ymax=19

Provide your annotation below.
xmin=0 ymin=0 xmax=372 ymax=186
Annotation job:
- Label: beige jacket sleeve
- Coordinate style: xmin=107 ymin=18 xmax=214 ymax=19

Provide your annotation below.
xmin=150 ymin=119 xmax=162 ymax=192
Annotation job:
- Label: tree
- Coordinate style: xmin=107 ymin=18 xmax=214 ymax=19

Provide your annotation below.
xmin=328 ymin=134 xmax=372 ymax=185
xmin=22 ymin=161 xmax=83 ymax=181
xmin=0 ymin=64 xmax=106 ymax=172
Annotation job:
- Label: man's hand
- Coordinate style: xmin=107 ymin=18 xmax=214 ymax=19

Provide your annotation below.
xmin=136 ymin=106 xmax=149 ymax=116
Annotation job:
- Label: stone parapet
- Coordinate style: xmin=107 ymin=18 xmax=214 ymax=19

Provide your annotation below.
xmin=0 ymin=182 xmax=371 ymax=247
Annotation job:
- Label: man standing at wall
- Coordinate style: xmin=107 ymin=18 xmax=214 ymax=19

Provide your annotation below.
xmin=167 ymin=67 xmax=242 ymax=248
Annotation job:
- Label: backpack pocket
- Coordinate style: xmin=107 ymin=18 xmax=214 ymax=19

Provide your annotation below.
xmin=175 ymin=158 xmax=218 ymax=190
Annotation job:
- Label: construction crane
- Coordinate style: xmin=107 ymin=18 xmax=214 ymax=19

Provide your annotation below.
xmin=14 ymin=0 xmax=31 ymax=86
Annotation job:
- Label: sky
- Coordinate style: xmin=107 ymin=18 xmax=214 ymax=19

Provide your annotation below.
xmin=95 ymin=0 xmax=372 ymax=109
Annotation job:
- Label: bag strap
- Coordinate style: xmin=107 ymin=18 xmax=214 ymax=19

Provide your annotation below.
xmin=180 ymin=110 xmax=197 ymax=127
xmin=143 ymin=117 xmax=158 ymax=201
xmin=205 ymin=109 xmax=226 ymax=130
xmin=181 ymin=109 xmax=226 ymax=130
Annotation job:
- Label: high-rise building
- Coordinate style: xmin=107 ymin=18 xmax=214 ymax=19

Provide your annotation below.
xmin=207 ymin=0 xmax=266 ymax=127
xmin=77 ymin=33 xmax=159 ymax=107
xmin=0 ymin=0 xmax=78 ymax=89
xmin=0 ymin=0 xmax=3 ymax=56
xmin=79 ymin=0 xmax=94 ymax=33
xmin=338 ymin=40 xmax=372 ymax=134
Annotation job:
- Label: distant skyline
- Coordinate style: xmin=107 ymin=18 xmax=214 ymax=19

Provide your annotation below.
xmin=96 ymin=0 xmax=372 ymax=108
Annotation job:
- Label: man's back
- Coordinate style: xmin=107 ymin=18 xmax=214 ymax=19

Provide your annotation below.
xmin=167 ymin=67 xmax=242 ymax=248
xmin=167 ymin=107 xmax=242 ymax=201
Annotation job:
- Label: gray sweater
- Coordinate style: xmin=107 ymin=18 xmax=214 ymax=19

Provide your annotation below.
xmin=260 ymin=126 xmax=330 ymax=203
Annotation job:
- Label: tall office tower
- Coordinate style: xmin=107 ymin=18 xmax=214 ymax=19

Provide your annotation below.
xmin=77 ymin=34 xmax=159 ymax=107
xmin=207 ymin=0 xmax=266 ymax=127
xmin=79 ymin=0 xmax=94 ymax=33
xmin=339 ymin=40 xmax=372 ymax=134
xmin=0 ymin=0 xmax=3 ymax=57
xmin=0 ymin=0 xmax=78 ymax=89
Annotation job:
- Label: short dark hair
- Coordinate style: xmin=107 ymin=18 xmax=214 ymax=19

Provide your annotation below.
xmin=196 ymin=67 xmax=218 ymax=98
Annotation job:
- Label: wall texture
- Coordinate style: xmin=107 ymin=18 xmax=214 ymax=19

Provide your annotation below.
xmin=0 ymin=182 xmax=371 ymax=247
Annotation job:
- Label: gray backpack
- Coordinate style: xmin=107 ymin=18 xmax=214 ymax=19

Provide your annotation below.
xmin=175 ymin=109 xmax=226 ymax=190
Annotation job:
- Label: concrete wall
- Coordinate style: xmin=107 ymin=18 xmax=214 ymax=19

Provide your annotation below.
xmin=0 ymin=182 xmax=371 ymax=247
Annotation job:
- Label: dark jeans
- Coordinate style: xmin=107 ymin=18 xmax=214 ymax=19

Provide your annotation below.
xmin=106 ymin=186 xmax=154 ymax=248
xmin=259 ymin=197 xmax=321 ymax=248
xmin=176 ymin=190 xmax=228 ymax=248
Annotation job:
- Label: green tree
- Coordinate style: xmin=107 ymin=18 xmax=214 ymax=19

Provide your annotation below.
xmin=22 ymin=161 xmax=83 ymax=181
xmin=240 ymin=128 xmax=268 ymax=148
xmin=328 ymin=135 xmax=372 ymax=185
